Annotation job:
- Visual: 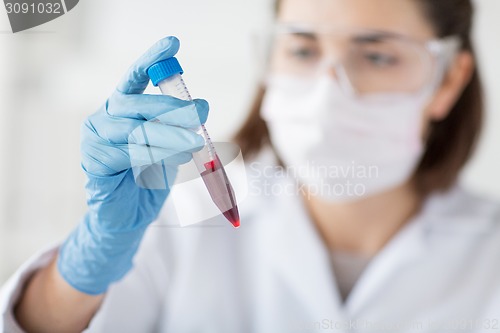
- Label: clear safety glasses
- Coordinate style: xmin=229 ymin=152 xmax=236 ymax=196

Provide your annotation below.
xmin=267 ymin=23 xmax=461 ymax=97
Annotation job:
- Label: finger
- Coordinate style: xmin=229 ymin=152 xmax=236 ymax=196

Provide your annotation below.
xmin=81 ymin=138 xmax=130 ymax=176
xmin=154 ymin=99 xmax=208 ymax=127
xmin=192 ymin=99 xmax=209 ymax=124
xmin=85 ymin=97 xmax=208 ymax=144
xmin=116 ymin=36 xmax=180 ymax=95
xmin=108 ymin=92 xmax=209 ymax=125
xmin=128 ymin=121 xmax=205 ymax=152
xmin=132 ymin=163 xmax=178 ymax=190
xmin=81 ymin=141 xmax=194 ymax=176
xmin=127 ymin=145 xmax=193 ymax=168
xmin=83 ymin=112 xmax=143 ymax=144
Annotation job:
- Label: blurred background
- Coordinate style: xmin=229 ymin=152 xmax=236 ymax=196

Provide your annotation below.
xmin=0 ymin=0 xmax=498 ymax=284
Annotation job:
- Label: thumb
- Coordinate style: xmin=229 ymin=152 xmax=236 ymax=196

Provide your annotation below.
xmin=117 ymin=36 xmax=180 ymax=95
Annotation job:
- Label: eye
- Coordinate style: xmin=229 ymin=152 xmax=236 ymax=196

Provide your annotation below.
xmin=287 ymin=46 xmax=320 ymax=62
xmin=363 ymin=52 xmax=398 ymax=67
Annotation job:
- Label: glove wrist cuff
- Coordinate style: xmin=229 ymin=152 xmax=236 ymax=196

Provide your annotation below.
xmin=57 ymin=213 xmax=146 ymax=295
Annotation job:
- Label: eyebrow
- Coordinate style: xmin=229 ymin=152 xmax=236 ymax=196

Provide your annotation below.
xmin=289 ymin=32 xmax=318 ymax=40
xmin=351 ymin=32 xmax=396 ymax=44
xmin=277 ymin=24 xmax=401 ymax=43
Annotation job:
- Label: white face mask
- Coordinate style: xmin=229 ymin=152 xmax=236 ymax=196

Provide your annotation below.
xmin=260 ymin=75 xmax=433 ymax=202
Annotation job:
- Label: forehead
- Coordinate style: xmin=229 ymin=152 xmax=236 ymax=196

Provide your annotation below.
xmin=277 ymin=0 xmax=436 ymax=40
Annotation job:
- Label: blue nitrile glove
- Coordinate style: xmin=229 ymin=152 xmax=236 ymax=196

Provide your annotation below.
xmin=57 ymin=36 xmax=209 ymax=295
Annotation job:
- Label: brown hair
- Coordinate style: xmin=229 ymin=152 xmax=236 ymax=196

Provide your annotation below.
xmin=234 ymin=0 xmax=483 ymax=196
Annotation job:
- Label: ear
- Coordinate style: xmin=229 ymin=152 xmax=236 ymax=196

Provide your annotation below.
xmin=426 ymin=51 xmax=474 ymax=121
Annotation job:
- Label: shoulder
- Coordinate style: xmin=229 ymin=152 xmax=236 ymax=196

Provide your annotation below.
xmin=429 ymin=186 xmax=500 ymax=315
xmin=425 ymin=184 xmax=500 ymax=221
xmin=421 ymin=183 xmax=500 ymax=237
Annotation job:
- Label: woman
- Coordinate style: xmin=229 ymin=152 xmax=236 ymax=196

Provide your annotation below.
xmin=2 ymin=0 xmax=499 ymax=332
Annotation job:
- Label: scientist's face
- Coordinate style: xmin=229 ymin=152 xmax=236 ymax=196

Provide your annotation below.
xmin=273 ymin=0 xmax=473 ymax=126
xmin=260 ymin=0 xmax=474 ymax=202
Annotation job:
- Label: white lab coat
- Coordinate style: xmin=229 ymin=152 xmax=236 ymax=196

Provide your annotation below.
xmin=1 ymin=156 xmax=500 ymax=333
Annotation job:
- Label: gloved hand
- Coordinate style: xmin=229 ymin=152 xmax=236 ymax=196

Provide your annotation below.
xmin=57 ymin=36 xmax=209 ymax=295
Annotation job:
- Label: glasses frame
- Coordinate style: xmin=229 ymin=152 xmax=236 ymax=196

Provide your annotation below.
xmin=268 ymin=23 xmax=462 ymax=98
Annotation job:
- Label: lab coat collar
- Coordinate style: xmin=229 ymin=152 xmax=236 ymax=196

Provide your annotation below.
xmin=248 ymin=151 xmax=497 ymax=320
xmin=254 ymin=178 xmax=479 ymax=318
xmin=344 ymin=211 xmax=428 ymax=315
xmin=257 ymin=183 xmax=346 ymax=321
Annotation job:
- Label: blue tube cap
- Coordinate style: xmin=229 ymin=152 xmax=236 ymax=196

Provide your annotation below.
xmin=147 ymin=57 xmax=184 ymax=86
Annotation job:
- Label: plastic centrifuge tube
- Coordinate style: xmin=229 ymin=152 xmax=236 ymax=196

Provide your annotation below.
xmin=147 ymin=57 xmax=240 ymax=228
